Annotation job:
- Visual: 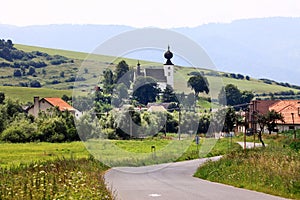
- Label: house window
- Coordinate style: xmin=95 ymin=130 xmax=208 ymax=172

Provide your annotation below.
xmin=168 ymin=72 xmax=171 ymax=76
xmin=168 ymin=67 xmax=170 ymax=70
xmin=298 ymin=107 xmax=300 ymax=116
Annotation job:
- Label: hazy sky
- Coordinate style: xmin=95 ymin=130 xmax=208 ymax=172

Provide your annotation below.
xmin=2 ymin=0 xmax=300 ymax=28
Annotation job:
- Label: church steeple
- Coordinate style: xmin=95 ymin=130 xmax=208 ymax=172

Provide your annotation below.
xmin=164 ymin=45 xmax=174 ymax=65
xmin=136 ymin=60 xmax=141 ymax=75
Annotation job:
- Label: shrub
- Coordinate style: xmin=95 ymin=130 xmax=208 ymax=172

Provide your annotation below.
xmin=51 ymin=80 xmax=60 ymax=84
xmin=19 ymin=82 xmax=28 ymax=87
xmin=102 ymin=128 xmax=117 ymax=139
xmin=38 ymin=117 xmax=68 ymax=142
xmin=0 ymin=126 xmax=26 ymax=142
xmin=289 ymin=140 xmax=300 ymax=152
xmin=27 ymin=66 xmax=36 ymax=75
xmin=30 ymin=80 xmax=41 ymax=88
xmin=13 ymin=69 xmax=22 ymax=77
xmin=0 ymin=117 xmax=37 ymax=143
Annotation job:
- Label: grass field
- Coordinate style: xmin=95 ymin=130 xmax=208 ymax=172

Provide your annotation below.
xmin=1 ymin=134 xmax=294 ymax=199
xmin=0 ymin=86 xmax=75 ymax=103
xmin=0 ymin=135 xmax=243 ymax=169
xmin=0 ymin=142 xmax=89 ymax=168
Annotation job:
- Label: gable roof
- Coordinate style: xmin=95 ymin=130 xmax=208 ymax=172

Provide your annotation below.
xmin=147 ymin=102 xmax=171 ymax=109
xmin=145 ymin=68 xmax=167 ymax=82
xmin=43 ymin=98 xmax=75 ymax=111
xmin=251 ymin=100 xmax=279 ymax=115
xmin=269 ymin=100 xmax=300 ymax=124
xmin=148 ymin=105 xmax=167 ymax=112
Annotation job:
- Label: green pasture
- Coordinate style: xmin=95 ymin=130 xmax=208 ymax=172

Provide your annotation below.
xmin=0 ymin=86 xmax=75 ymax=103
xmin=0 ymin=135 xmax=241 ymax=168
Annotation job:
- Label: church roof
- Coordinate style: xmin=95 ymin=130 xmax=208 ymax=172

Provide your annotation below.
xmin=145 ymin=68 xmax=167 ymax=82
xmin=148 ymin=105 xmax=167 ymax=112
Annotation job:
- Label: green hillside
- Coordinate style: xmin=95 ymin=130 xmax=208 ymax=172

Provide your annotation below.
xmin=15 ymin=44 xmax=158 ymax=66
xmin=0 ymin=42 xmax=298 ymax=102
xmin=0 ymin=86 xmax=74 ymax=103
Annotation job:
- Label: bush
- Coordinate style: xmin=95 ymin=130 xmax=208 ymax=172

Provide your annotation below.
xmin=19 ymin=82 xmax=28 ymax=87
xmin=102 ymin=128 xmax=117 ymax=139
xmin=0 ymin=62 xmax=12 ymax=67
xmin=50 ymin=59 xmax=66 ymax=65
xmin=0 ymin=118 xmax=37 ymax=143
xmin=0 ymin=126 xmax=26 ymax=142
xmin=51 ymin=80 xmax=61 ymax=84
xmin=38 ymin=117 xmax=68 ymax=143
xmin=13 ymin=69 xmax=22 ymax=77
xmin=65 ymin=77 xmax=76 ymax=82
xmin=27 ymin=66 xmax=36 ymax=75
xmin=30 ymin=80 xmax=41 ymax=88
xmin=289 ymin=140 xmax=300 ymax=152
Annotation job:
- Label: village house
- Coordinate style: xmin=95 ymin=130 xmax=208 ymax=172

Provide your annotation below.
xmin=26 ymin=96 xmax=82 ymax=119
xmin=248 ymin=99 xmax=300 ymax=133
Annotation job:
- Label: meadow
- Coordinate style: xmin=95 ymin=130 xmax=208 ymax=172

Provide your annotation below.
xmin=0 ymin=43 xmax=295 ymax=102
xmin=0 ymin=136 xmax=235 ymax=199
xmin=0 ymin=135 xmax=241 ymax=168
xmin=1 ymin=132 xmax=297 ymax=199
xmin=0 ymin=86 xmax=73 ymax=103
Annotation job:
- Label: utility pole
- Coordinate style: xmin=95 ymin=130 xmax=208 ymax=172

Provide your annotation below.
xmin=291 ymin=112 xmax=296 ymax=140
xmin=244 ymin=107 xmax=248 ymax=152
xmin=178 ymin=110 xmax=181 ymax=140
xmin=252 ymin=101 xmax=256 ymax=148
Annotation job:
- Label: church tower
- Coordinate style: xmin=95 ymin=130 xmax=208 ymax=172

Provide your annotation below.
xmin=163 ymin=45 xmax=174 ymax=88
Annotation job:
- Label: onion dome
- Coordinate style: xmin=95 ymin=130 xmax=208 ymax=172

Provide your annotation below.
xmin=164 ymin=45 xmax=174 ymax=65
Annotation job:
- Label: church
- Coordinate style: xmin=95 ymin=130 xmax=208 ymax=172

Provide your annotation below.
xmin=133 ymin=46 xmax=174 ymax=90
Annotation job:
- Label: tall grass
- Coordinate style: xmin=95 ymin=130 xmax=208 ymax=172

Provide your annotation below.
xmin=194 ymin=146 xmax=300 ymax=199
xmin=0 ymin=157 xmax=113 ymax=200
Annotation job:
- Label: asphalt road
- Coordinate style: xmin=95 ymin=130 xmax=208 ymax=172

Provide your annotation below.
xmin=237 ymin=142 xmax=267 ymax=149
xmin=105 ymin=157 xmax=286 ymax=200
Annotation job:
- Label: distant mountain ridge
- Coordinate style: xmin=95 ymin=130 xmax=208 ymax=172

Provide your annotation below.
xmin=1 ymin=17 xmax=299 ymax=85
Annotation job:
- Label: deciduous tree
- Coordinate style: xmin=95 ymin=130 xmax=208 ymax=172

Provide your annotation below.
xmin=187 ymin=75 xmax=209 ymax=97
xmin=133 ymin=76 xmax=160 ymax=105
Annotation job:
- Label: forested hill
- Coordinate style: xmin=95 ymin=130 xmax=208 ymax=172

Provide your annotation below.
xmin=1 ymin=17 xmax=300 ymax=85
xmin=0 ymin=39 xmax=299 ymax=102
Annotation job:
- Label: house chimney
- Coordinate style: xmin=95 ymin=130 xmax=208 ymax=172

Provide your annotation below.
xmin=33 ymin=96 xmax=40 ymax=117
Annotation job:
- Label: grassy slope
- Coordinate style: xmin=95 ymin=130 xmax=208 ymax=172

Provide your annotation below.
xmin=0 ymin=86 xmax=74 ymax=103
xmin=177 ymin=66 xmax=300 ymax=96
xmin=15 ymin=44 xmax=160 ymax=66
xmin=0 ymin=43 xmax=296 ymax=103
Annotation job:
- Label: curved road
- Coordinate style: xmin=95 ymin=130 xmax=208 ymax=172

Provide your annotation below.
xmin=105 ymin=157 xmax=286 ymax=200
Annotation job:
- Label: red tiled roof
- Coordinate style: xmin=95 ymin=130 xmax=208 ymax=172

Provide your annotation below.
xmin=250 ymin=100 xmax=279 ymax=115
xmin=269 ymin=100 xmax=300 ymax=124
xmin=44 ymin=98 xmax=75 ymax=111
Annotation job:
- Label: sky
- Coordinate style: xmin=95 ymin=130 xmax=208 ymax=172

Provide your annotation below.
xmin=2 ymin=0 xmax=300 ymax=28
